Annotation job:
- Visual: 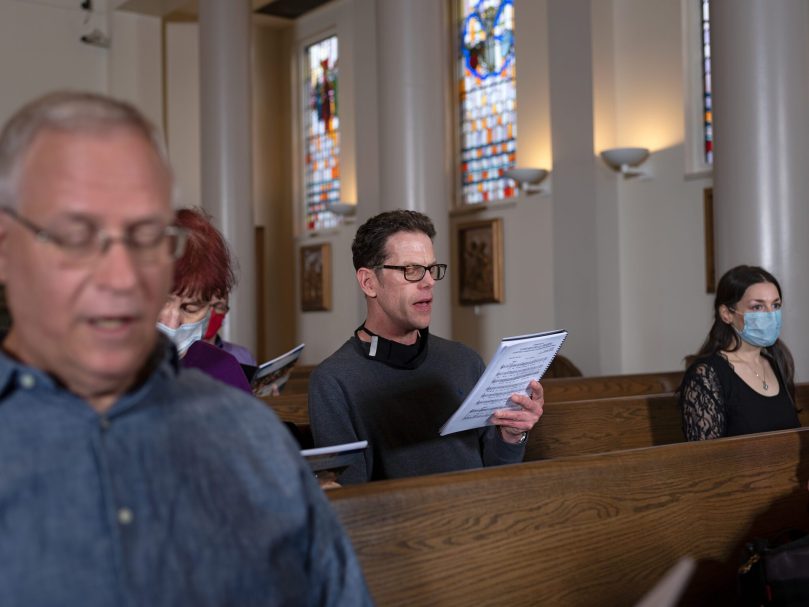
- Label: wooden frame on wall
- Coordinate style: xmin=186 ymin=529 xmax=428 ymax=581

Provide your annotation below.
xmin=300 ymin=243 xmax=332 ymax=311
xmin=704 ymin=187 xmax=716 ymax=294
xmin=457 ymin=218 xmax=504 ymax=305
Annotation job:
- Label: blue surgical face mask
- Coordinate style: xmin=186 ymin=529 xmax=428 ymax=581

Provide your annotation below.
xmin=157 ymin=308 xmax=212 ymax=357
xmin=733 ymin=309 xmax=782 ymax=348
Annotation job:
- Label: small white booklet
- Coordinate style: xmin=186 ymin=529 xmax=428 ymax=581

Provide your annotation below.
xmin=250 ymin=343 xmax=305 ymax=397
xmin=439 ymin=329 xmax=568 ymax=436
xmin=300 ymin=440 xmax=368 ymax=480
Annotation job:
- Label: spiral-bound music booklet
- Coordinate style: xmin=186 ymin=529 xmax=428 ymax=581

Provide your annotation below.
xmin=439 ymin=329 xmax=568 ymax=436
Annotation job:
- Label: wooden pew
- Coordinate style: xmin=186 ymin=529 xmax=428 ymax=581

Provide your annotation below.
xmin=290 ymin=364 xmax=315 ymax=379
xmin=268 ymin=382 xmax=809 ymax=451
xmin=330 ymin=427 xmax=809 ymax=606
xmin=289 ymin=369 xmax=806 ymax=403
xmin=542 ymin=370 xmax=683 ymax=402
xmin=286 ymin=369 xmax=684 ymax=402
xmin=264 ymin=370 xmax=687 ymax=426
xmin=281 ymin=377 xmax=309 ymax=395
xmin=527 ymin=387 xmax=809 ymax=460
xmin=525 ymin=393 xmax=684 ymax=459
xmin=261 ymin=392 xmax=309 ymax=425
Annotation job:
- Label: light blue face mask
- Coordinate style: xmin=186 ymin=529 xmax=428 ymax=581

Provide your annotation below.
xmin=734 ymin=309 xmax=782 ymax=348
xmin=157 ymin=308 xmax=212 ymax=357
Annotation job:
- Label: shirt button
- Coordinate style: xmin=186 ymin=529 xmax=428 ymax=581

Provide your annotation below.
xmin=99 ymin=416 xmax=111 ymax=431
xmin=117 ymin=507 xmax=134 ymax=525
xmin=19 ymin=373 xmax=35 ymax=389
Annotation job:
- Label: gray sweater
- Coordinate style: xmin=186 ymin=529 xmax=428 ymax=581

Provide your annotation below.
xmin=308 ymin=334 xmax=526 ymax=484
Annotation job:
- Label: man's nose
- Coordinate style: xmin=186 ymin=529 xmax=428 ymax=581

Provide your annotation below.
xmin=92 ymin=239 xmax=139 ymax=293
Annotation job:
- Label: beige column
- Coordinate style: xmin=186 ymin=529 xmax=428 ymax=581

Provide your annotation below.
xmin=547 ymin=0 xmax=606 ymax=374
xmin=197 ymin=0 xmax=256 ymax=353
xmin=711 ymin=0 xmax=809 ymax=379
xmin=375 ymin=0 xmax=452 ymax=338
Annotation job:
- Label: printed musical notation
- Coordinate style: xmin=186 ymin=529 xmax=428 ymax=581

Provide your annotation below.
xmin=440 ymin=330 xmax=568 ymax=435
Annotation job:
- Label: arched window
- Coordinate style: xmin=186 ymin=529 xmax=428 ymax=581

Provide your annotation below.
xmin=304 ymin=35 xmax=340 ymax=232
xmin=458 ymin=0 xmax=517 ymax=205
xmin=684 ymin=0 xmax=713 ymax=175
xmin=700 ymin=0 xmax=713 ymax=165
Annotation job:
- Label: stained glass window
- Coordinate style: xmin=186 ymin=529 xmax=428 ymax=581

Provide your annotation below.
xmin=304 ymin=36 xmax=340 ymax=231
xmin=458 ymin=0 xmax=517 ymax=205
xmin=701 ymin=0 xmax=713 ymax=164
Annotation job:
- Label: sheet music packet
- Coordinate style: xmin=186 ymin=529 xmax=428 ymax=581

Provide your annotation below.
xmin=300 ymin=440 xmax=368 ymax=482
xmin=248 ymin=343 xmax=305 ymax=397
xmin=440 ymin=329 xmax=568 ymax=436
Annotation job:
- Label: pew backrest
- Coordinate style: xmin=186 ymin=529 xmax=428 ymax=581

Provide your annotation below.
xmin=265 ymin=370 xmax=687 ymax=426
xmin=330 ymin=428 xmax=809 ymax=606
xmin=525 ymin=393 xmax=684 ymax=459
xmin=527 ymin=389 xmax=809 ymax=460
xmin=541 ymin=370 xmax=683 ymax=402
xmin=261 ymin=392 xmax=309 ymax=425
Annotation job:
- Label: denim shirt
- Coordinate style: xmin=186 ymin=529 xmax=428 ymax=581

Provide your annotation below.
xmin=0 ymin=342 xmax=372 ymax=607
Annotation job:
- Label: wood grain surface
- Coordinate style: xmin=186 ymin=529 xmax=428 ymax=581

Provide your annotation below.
xmin=330 ymin=428 xmax=809 ymax=606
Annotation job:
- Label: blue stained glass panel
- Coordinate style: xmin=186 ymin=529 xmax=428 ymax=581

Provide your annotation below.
xmin=701 ymin=0 xmax=713 ymax=164
xmin=304 ymin=36 xmax=340 ymax=231
xmin=459 ymin=0 xmax=518 ymax=204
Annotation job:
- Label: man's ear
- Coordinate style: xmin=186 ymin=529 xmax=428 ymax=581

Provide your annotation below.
xmin=357 ymin=267 xmax=378 ymax=298
xmin=0 ymin=217 xmax=10 ymax=282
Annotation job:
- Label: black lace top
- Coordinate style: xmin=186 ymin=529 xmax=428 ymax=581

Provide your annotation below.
xmin=679 ymin=352 xmax=799 ymax=440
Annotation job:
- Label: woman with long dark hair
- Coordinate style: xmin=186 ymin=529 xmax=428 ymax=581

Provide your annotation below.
xmin=679 ymin=265 xmax=799 ymax=440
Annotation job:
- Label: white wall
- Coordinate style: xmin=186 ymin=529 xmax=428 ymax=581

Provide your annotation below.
xmin=0 ymin=0 xmax=163 ymax=159
xmin=108 ymin=7 xmax=163 ymax=131
xmin=146 ymin=0 xmax=717 ymax=374
xmin=290 ymin=0 xmax=716 ymax=372
xmin=0 ymin=0 xmax=108 ymax=122
xmin=293 ymin=0 xmax=375 ymax=365
xmin=165 ymin=21 xmax=201 ymax=210
xmin=605 ymin=0 xmax=714 ymax=372
xmin=451 ymin=0 xmax=556 ymax=363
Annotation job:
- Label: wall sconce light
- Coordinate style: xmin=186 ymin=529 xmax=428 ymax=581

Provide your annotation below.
xmin=80 ymin=28 xmax=111 ymax=48
xmin=504 ymin=167 xmax=551 ymax=195
xmin=328 ymin=201 xmax=357 ymax=221
xmin=599 ymin=147 xmax=651 ymax=179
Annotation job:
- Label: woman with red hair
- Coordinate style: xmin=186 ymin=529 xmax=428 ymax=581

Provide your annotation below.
xmin=157 ymin=208 xmax=255 ymax=389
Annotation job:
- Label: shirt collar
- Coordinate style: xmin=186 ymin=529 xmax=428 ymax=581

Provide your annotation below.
xmin=0 ymin=332 xmax=180 ymax=411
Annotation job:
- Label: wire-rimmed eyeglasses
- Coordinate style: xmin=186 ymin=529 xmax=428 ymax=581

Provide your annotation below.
xmin=1 ymin=207 xmax=187 ymax=264
xmin=378 ymin=263 xmax=447 ymax=282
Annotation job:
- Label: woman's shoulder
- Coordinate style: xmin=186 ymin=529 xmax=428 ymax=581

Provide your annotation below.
xmin=683 ymin=352 xmax=733 ymax=384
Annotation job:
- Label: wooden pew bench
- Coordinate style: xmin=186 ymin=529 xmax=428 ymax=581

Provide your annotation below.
xmin=525 ymin=393 xmax=685 ymax=459
xmin=268 ymin=383 xmax=809 ymax=457
xmin=541 ymin=370 xmax=683 ymax=402
xmin=280 ymin=371 xmax=809 ymax=407
xmin=263 ymin=370 xmax=687 ymax=427
xmin=527 ymin=388 xmax=809 ymax=460
xmin=330 ymin=427 xmax=809 ymax=606
xmin=261 ymin=392 xmax=309 ymax=425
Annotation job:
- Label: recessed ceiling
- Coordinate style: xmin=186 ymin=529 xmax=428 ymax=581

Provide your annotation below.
xmin=255 ymin=0 xmax=334 ymax=20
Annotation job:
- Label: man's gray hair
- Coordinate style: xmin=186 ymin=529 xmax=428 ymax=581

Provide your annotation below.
xmin=0 ymin=90 xmax=176 ymax=209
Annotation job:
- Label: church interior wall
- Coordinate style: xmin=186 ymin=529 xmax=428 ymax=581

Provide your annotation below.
xmin=0 ymin=0 xmax=719 ymax=374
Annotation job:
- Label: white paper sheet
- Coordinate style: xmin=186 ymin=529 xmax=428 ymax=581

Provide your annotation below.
xmin=439 ymin=330 xmax=568 ymax=435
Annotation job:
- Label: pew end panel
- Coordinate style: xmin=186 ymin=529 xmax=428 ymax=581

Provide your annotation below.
xmin=331 ymin=428 xmax=809 ymax=606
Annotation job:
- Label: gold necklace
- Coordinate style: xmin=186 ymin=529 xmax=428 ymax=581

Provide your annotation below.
xmin=733 ymin=356 xmax=769 ymax=390
xmin=750 ymin=364 xmax=769 ymax=391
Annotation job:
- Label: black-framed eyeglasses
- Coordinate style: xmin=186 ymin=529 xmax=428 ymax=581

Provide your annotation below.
xmin=1 ymin=207 xmax=187 ymax=264
xmin=378 ymin=263 xmax=447 ymax=282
